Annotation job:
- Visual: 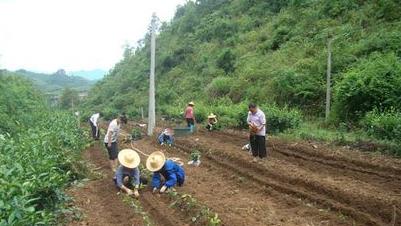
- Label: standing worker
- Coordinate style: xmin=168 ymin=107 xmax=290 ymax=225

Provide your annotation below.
xmin=247 ymin=103 xmax=267 ymax=162
xmin=146 ymin=151 xmax=185 ymax=193
xmin=114 ymin=149 xmax=141 ymax=198
xmin=104 ymin=114 xmax=127 ymax=172
xmin=184 ymin=101 xmax=196 ymax=132
xmin=89 ymin=112 xmax=101 ymax=140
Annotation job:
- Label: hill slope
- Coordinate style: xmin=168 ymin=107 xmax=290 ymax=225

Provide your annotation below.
xmin=16 ymin=69 xmax=95 ymax=94
xmin=69 ymin=69 xmax=106 ymax=81
xmin=85 ymin=0 xmax=401 ymax=123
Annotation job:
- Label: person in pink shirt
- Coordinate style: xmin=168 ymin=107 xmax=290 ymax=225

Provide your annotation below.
xmin=184 ymin=101 xmax=196 ymax=131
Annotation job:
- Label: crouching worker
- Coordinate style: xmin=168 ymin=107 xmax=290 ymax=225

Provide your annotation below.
xmin=206 ymin=113 xmax=218 ymax=131
xmin=158 ymin=128 xmax=174 ymax=146
xmin=114 ymin=149 xmax=141 ymax=198
xmin=146 ymin=151 xmax=185 ymax=193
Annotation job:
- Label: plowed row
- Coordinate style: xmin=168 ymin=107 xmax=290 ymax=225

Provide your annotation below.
xmin=70 ymin=124 xmax=400 ymax=226
xmin=173 ymin=130 xmax=401 ymax=225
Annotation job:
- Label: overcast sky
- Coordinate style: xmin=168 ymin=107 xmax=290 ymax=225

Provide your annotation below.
xmin=0 ymin=0 xmax=187 ymax=73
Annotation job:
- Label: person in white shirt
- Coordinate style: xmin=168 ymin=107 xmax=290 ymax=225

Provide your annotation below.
xmin=247 ymin=103 xmax=267 ymax=162
xmin=104 ymin=114 xmax=127 ymax=172
xmin=89 ymin=113 xmax=101 ymax=140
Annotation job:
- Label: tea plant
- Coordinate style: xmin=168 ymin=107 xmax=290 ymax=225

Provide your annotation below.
xmin=190 ymin=150 xmax=201 ymax=162
xmin=167 ymin=190 xmax=222 ymax=225
xmin=0 ymin=76 xmax=89 ymax=225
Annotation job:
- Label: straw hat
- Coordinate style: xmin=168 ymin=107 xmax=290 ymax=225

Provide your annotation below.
xmin=146 ymin=151 xmax=166 ymax=172
xmin=188 ymin=101 xmax=195 ymax=106
xmin=118 ymin=149 xmax=140 ymax=169
xmin=208 ymin=113 xmax=217 ymax=119
xmin=163 ymin=128 xmax=174 ymax=136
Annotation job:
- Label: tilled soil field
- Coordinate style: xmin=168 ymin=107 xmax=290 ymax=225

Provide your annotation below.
xmin=70 ymin=124 xmax=401 ymax=226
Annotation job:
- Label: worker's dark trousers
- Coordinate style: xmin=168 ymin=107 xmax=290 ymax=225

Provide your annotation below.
xmin=250 ymin=135 xmax=267 ymax=158
xmin=89 ymin=121 xmax=99 ymax=140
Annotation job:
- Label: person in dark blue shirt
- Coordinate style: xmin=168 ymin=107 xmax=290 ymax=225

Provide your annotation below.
xmin=146 ymin=151 xmax=185 ymax=193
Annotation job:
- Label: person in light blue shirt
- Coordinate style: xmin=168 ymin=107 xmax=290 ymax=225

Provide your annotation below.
xmin=114 ymin=149 xmax=141 ymax=197
xmin=157 ymin=128 xmax=174 ymax=146
xmin=146 ymin=151 xmax=185 ymax=193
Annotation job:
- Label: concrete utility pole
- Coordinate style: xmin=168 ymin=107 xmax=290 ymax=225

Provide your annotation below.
xmin=147 ymin=13 xmax=157 ymax=136
xmin=325 ymin=38 xmax=333 ymax=121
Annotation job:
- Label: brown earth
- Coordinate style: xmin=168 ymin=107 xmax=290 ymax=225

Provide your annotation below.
xmin=66 ymin=145 xmax=144 ymax=226
xmin=69 ymin=123 xmax=401 ymax=226
xmin=174 ymin=129 xmax=401 ymax=225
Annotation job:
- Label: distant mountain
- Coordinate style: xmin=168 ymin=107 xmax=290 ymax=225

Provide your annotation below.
xmin=15 ymin=69 xmax=95 ymax=94
xmin=68 ymin=69 xmax=106 ymax=81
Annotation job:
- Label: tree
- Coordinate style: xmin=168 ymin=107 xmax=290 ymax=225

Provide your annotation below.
xmin=60 ymin=88 xmax=79 ymax=110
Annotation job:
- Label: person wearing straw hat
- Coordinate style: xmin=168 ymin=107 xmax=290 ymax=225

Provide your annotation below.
xmin=114 ymin=149 xmax=141 ymax=197
xmin=146 ymin=151 xmax=185 ymax=193
xmin=206 ymin=113 xmax=218 ymax=131
xmin=184 ymin=101 xmax=196 ymax=132
xmin=157 ymin=128 xmax=174 ymax=146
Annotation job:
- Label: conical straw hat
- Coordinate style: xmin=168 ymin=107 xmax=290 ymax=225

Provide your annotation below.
xmin=208 ymin=113 xmax=217 ymax=119
xmin=118 ymin=149 xmax=140 ymax=169
xmin=146 ymin=151 xmax=166 ymax=172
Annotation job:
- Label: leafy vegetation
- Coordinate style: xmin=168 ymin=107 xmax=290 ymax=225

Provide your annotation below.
xmin=362 ymin=109 xmax=401 ymax=142
xmin=83 ymin=0 xmax=401 ymax=154
xmin=0 ymin=71 xmax=88 ymax=224
xmin=168 ymin=191 xmax=222 ymax=226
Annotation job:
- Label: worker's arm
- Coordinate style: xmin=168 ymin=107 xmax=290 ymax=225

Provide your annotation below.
xmin=151 ymin=172 xmax=161 ymax=189
xmin=164 ymin=172 xmax=178 ymax=188
xmin=258 ymin=113 xmax=266 ymax=131
xmin=131 ymin=167 xmax=140 ymax=187
xmin=107 ymin=131 xmax=112 ymax=147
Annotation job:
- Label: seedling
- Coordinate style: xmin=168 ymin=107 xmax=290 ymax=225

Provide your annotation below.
xmin=190 ymin=150 xmax=201 ymax=161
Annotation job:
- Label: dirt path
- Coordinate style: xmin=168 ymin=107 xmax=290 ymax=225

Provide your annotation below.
xmin=67 ymin=144 xmax=144 ymax=226
xmin=68 ymin=142 xmax=195 ymax=226
xmin=175 ymin=130 xmax=401 ymax=225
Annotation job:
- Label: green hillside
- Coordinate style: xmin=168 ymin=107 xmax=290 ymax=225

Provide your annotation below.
xmin=84 ymin=0 xmax=401 ymax=151
xmin=15 ymin=69 xmax=95 ymax=94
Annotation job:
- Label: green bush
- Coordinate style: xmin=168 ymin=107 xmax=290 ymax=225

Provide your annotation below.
xmin=261 ymin=105 xmax=303 ymax=134
xmin=0 ymin=74 xmax=88 ymax=225
xmin=333 ymin=53 xmax=401 ymax=121
xmin=0 ymin=112 xmax=88 ymax=225
xmin=206 ymin=77 xmax=234 ymax=98
xmin=362 ymin=109 xmax=401 ymax=141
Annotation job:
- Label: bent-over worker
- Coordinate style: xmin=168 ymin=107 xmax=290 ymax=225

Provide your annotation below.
xmin=114 ymin=149 xmax=141 ymax=197
xmin=146 ymin=151 xmax=185 ymax=193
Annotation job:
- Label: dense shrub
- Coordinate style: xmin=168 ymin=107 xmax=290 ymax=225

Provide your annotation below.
xmin=206 ymin=77 xmax=234 ymax=98
xmin=333 ymin=53 xmax=401 ymax=121
xmin=260 ymin=105 xmax=303 ymax=134
xmin=0 ymin=112 xmax=87 ymax=225
xmin=0 ymin=74 xmax=88 ymax=225
xmin=362 ymin=109 xmax=401 ymax=142
xmin=160 ymin=101 xmax=302 ymax=133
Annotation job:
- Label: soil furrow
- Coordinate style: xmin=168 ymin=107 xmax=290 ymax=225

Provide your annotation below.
xmin=212 ymin=131 xmax=401 ymax=179
xmin=174 ymin=140 xmax=383 ymax=226
xmin=130 ymin=138 xmax=354 ymax=226
xmin=176 ymin=132 xmax=401 ymax=225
